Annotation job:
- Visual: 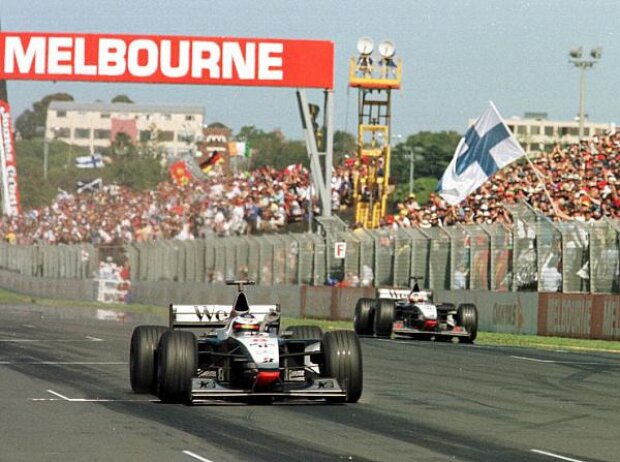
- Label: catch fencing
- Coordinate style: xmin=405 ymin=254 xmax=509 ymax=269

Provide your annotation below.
xmin=0 ymin=207 xmax=618 ymax=294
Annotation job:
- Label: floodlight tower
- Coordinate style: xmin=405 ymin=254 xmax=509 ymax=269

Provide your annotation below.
xmin=569 ymin=46 xmax=602 ymax=139
xmin=349 ymin=38 xmax=402 ymax=228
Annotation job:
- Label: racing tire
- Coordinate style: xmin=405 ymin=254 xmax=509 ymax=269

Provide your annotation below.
xmin=353 ymin=298 xmax=375 ymax=336
xmin=287 ymin=325 xmax=323 ymax=340
xmin=436 ymin=303 xmax=455 ymax=312
xmin=321 ymin=330 xmax=363 ymax=403
xmin=129 ymin=325 xmax=168 ymax=394
xmin=157 ymin=330 xmax=197 ymax=404
xmin=457 ymin=303 xmax=478 ymax=343
xmin=373 ymin=299 xmax=394 ymax=338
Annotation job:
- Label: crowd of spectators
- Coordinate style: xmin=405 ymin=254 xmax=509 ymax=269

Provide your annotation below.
xmin=379 ymin=132 xmax=620 ymax=230
xmin=1 ymin=133 xmax=619 ymax=246
xmin=0 ymin=164 xmax=318 ymax=245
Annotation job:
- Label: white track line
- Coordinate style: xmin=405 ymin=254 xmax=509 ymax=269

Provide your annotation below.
xmin=183 ymin=450 xmax=215 ymax=462
xmin=1 ymin=361 xmax=125 ymax=365
xmin=512 ymin=355 xmax=613 ymax=366
xmin=38 ymin=390 xmax=158 ymax=403
xmin=531 ymin=448 xmax=588 ymax=462
xmin=0 ymin=337 xmax=103 ymax=343
xmin=47 ymin=389 xmax=72 ymax=401
xmin=512 ymin=355 xmax=555 ymax=363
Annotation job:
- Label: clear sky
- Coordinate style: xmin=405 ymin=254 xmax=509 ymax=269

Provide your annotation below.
xmin=2 ymin=0 xmax=619 ymax=139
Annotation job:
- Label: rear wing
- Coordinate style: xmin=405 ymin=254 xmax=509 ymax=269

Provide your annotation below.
xmin=169 ymin=304 xmax=279 ymax=329
xmin=377 ymin=288 xmax=410 ymax=300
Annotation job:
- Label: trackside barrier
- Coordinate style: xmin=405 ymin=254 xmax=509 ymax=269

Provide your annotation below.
xmin=1 ymin=267 xmax=619 ymax=340
xmin=0 ymin=213 xmax=618 ymax=295
xmin=434 ymin=290 xmax=539 ymax=335
xmin=538 ymin=293 xmax=620 ymax=340
xmin=0 ymin=269 xmax=95 ymax=300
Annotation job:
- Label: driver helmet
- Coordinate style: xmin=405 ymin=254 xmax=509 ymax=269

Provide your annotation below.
xmin=232 ymin=313 xmax=260 ymax=332
xmin=409 ymin=292 xmax=423 ymax=303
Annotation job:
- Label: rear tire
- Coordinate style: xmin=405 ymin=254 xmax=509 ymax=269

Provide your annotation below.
xmin=353 ymin=298 xmax=375 ymax=335
xmin=321 ymin=330 xmax=363 ymax=403
xmin=129 ymin=325 xmax=168 ymax=394
xmin=287 ymin=325 xmax=323 ymax=340
xmin=457 ymin=303 xmax=478 ymax=343
xmin=157 ymin=330 xmax=197 ymax=403
xmin=374 ymin=300 xmax=394 ymax=338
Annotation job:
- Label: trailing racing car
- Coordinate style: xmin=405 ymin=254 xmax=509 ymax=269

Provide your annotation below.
xmin=354 ymin=276 xmax=478 ymax=343
xmin=130 ymin=280 xmax=363 ymax=404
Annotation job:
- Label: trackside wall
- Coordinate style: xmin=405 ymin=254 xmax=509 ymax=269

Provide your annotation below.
xmin=434 ymin=290 xmax=539 ymax=335
xmin=1 ymin=269 xmax=620 ymax=340
xmin=0 ymin=269 xmax=94 ymax=300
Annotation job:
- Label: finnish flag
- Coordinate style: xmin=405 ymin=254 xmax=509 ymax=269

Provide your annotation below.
xmin=437 ymin=102 xmax=525 ymax=206
xmin=75 ymin=153 xmax=104 ymax=169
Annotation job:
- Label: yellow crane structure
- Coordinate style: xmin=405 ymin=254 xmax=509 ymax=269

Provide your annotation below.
xmin=349 ymin=38 xmax=402 ymax=228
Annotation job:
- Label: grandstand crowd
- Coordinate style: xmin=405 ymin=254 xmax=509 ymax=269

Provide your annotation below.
xmin=1 ymin=132 xmax=619 ymax=245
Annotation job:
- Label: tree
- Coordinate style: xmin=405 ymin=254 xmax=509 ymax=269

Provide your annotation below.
xmin=111 ymin=94 xmax=134 ymax=103
xmin=387 ymin=130 xmax=461 ymax=207
xmin=233 ymin=126 xmax=308 ymax=170
xmin=333 ymin=130 xmax=356 ymax=165
xmin=108 ymin=132 xmax=163 ymax=189
xmin=110 ymin=132 xmax=137 ymax=157
xmin=15 ymin=93 xmax=74 ymax=140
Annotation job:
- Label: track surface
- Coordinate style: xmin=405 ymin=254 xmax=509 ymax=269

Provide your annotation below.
xmin=0 ymin=305 xmax=618 ymax=462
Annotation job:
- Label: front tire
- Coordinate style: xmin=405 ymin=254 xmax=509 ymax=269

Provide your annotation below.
xmin=457 ymin=303 xmax=478 ymax=343
xmin=129 ymin=325 xmax=168 ymax=394
xmin=287 ymin=325 xmax=323 ymax=340
xmin=321 ymin=330 xmax=363 ymax=403
xmin=374 ymin=300 xmax=394 ymax=338
xmin=353 ymin=298 xmax=375 ymax=335
xmin=157 ymin=330 xmax=197 ymax=403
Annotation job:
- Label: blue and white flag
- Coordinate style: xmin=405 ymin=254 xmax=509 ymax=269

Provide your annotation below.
xmin=437 ymin=102 xmax=525 ymax=205
xmin=75 ymin=153 xmax=104 ymax=169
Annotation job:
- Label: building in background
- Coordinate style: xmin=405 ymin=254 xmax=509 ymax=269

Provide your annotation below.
xmin=469 ymin=112 xmax=613 ymax=154
xmin=198 ymin=122 xmax=231 ymax=172
xmin=45 ymin=102 xmax=204 ymax=157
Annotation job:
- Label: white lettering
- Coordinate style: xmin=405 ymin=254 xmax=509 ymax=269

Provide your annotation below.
xmin=258 ymin=43 xmax=283 ymax=80
xmin=47 ymin=37 xmax=73 ymax=75
xmin=74 ymin=37 xmax=96 ymax=75
xmin=1 ymin=108 xmax=14 ymax=163
xmin=191 ymin=41 xmax=220 ymax=79
xmin=98 ymin=38 xmax=127 ymax=76
xmin=4 ymin=36 xmax=45 ymax=74
xmin=160 ymin=40 xmax=190 ymax=78
xmin=6 ymin=166 xmax=19 ymax=209
xmin=222 ymin=42 xmax=255 ymax=79
xmin=127 ymin=39 xmax=158 ymax=77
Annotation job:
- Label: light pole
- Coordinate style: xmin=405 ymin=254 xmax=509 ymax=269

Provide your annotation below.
xmin=569 ymin=46 xmax=602 ymax=139
xmin=43 ymin=127 xmax=60 ymax=180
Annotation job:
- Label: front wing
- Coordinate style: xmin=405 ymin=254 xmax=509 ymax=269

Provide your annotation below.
xmin=392 ymin=323 xmax=472 ymax=339
xmin=190 ymin=377 xmax=345 ymax=401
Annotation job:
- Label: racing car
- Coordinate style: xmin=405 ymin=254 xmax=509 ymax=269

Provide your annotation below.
xmin=353 ymin=276 xmax=478 ymax=343
xmin=129 ymin=280 xmax=363 ymax=404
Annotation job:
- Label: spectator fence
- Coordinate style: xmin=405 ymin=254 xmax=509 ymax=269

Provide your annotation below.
xmin=1 ymin=217 xmax=619 ymax=295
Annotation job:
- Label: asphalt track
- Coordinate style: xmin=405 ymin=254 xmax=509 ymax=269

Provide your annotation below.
xmin=0 ymin=305 xmax=618 ymax=462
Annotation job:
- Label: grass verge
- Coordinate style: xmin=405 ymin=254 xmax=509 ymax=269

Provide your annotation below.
xmin=0 ymin=288 xmax=619 ymax=353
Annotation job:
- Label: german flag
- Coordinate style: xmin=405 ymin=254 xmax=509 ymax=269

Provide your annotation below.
xmin=200 ymin=151 xmax=223 ymax=173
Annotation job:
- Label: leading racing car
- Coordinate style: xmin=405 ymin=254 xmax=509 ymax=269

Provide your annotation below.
xmin=130 ymin=280 xmax=363 ymax=404
xmin=354 ymin=276 xmax=478 ymax=343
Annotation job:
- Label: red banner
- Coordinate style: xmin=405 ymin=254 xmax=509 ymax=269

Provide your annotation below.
xmin=169 ymin=160 xmax=191 ymax=186
xmin=0 ymin=32 xmax=334 ymax=89
xmin=0 ymin=101 xmax=20 ymax=216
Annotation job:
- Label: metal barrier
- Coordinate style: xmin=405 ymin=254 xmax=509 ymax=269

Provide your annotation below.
xmin=0 ymin=209 xmax=618 ymax=295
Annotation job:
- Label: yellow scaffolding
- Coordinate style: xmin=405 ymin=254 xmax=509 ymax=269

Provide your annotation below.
xmin=349 ymin=56 xmax=402 ymax=228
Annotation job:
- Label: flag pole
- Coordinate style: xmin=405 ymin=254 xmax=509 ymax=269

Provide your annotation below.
xmin=523 ymin=148 xmax=560 ymax=218
xmin=489 ymin=101 xmax=559 ymax=219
